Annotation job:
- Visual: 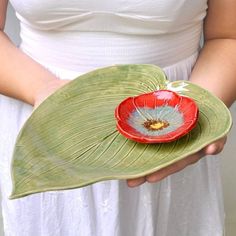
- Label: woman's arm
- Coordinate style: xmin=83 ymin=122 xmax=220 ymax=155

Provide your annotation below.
xmin=190 ymin=0 xmax=236 ymax=107
xmin=0 ymin=0 xmax=65 ymax=106
xmin=127 ymin=0 xmax=236 ymax=187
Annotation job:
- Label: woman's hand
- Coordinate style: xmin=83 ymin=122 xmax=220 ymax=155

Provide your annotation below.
xmin=33 ymin=79 xmax=70 ymax=108
xmin=127 ymin=137 xmax=227 ymax=187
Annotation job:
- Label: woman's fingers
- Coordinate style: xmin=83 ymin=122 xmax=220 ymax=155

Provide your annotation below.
xmin=127 ymin=151 xmax=203 ymax=187
xmin=145 ymin=151 xmax=204 ymax=183
xmin=203 ymin=137 xmax=227 ymax=155
xmin=126 ymin=137 xmax=227 ymax=187
xmin=127 ymin=176 xmax=146 ymax=187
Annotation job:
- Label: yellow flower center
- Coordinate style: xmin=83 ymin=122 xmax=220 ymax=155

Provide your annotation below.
xmin=143 ymin=119 xmax=169 ymax=131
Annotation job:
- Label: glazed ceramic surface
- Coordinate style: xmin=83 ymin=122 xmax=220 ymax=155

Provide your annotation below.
xmin=10 ymin=64 xmax=232 ymax=199
xmin=115 ymin=90 xmax=199 ymax=143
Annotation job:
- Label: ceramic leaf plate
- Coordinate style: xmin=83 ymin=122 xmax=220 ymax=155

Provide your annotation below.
xmin=10 ymin=64 xmax=232 ymax=199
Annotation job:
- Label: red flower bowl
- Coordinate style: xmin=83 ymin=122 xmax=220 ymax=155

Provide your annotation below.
xmin=115 ymin=90 xmax=199 ymax=143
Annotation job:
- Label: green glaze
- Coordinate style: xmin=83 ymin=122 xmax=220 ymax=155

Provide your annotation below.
xmin=10 ymin=64 xmax=232 ymax=199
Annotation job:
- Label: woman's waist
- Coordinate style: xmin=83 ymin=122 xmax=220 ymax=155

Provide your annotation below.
xmin=20 ymin=23 xmax=202 ymax=74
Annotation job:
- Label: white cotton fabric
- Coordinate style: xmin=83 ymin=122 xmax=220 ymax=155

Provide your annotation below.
xmin=0 ymin=0 xmax=225 ymax=235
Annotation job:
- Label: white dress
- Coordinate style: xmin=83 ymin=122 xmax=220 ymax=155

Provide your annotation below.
xmin=0 ymin=1 xmax=224 ymax=235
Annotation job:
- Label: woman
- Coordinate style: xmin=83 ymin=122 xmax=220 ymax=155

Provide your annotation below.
xmin=0 ymin=0 xmax=235 ymax=235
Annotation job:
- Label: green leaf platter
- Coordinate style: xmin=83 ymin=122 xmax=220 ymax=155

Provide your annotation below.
xmin=10 ymin=64 xmax=232 ymax=199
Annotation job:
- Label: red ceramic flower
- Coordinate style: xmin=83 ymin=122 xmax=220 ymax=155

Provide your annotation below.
xmin=115 ymin=90 xmax=199 ymax=143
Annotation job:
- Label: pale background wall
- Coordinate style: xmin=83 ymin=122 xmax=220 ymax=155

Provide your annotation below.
xmin=0 ymin=3 xmax=235 ymax=236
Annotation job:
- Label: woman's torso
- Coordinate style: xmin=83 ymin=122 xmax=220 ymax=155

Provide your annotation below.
xmin=9 ymin=0 xmax=208 ymax=73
